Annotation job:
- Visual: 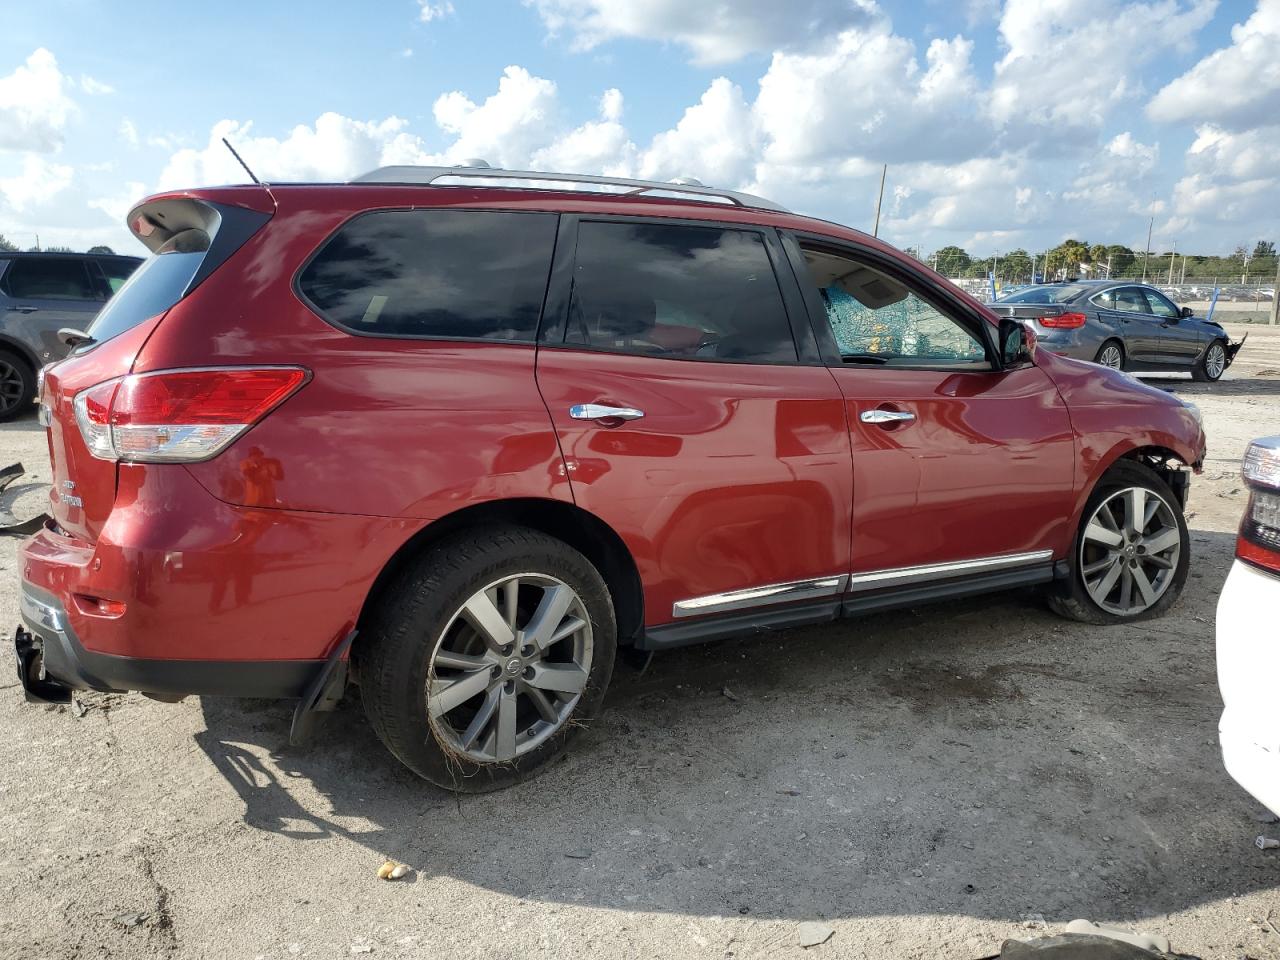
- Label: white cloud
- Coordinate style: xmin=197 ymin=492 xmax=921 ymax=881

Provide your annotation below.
xmin=1149 ymin=0 xmax=1280 ymax=130
xmin=640 ymin=78 xmax=756 ymax=184
xmin=990 ymin=0 xmax=1216 ymax=135
xmin=0 ymin=48 xmax=77 ymax=152
xmin=525 ymin=0 xmax=879 ymax=64
xmin=417 ymin=1 xmax=454 ymax=22
xmin=88 ymin=180 xmax=147 ymax=224
xmin=401 ymin=47 xmax=414 ymax=58
xmin=79 ymin=75 xmax=114 ymax=95
xmin=119 ymin=118 xmax=138 ymax=147
xmin=432 ymin=66 xmax=559 ymax=167
xmin=531 ymin=89 xmax=637 ymax=176
xmin=0 ymin=155 xmax=73 ymax=212
xmin=156 ymin=114 xmax=431 ymax=189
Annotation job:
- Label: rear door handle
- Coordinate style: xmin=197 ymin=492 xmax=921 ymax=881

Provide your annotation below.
xmin=15 ymin=305 xmax=38 ymax=314
xmin=860 ymin=409 xmax=915 ymax=425
xmin=569 ymin=404 xmax=645 ymax=422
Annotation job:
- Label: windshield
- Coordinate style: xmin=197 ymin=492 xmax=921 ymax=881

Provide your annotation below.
xmin=85 ymin=230 xmax=210 ymax=344
xmin=996 ymin=284 xmax=1091 ymax=305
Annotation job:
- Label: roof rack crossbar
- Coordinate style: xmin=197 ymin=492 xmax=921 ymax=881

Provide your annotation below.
xmin=349 ymin=165 xmax=789 ymax=213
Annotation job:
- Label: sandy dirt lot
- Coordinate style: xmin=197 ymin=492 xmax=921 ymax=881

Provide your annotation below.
xmin=1 ymin=326 xmax=1278 ymax=960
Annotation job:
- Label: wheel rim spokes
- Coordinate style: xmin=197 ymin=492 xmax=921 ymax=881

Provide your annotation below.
xmin=1207 ymin=346 xmax=1224 ymax=379
xmin=1101 ymin=347 xmax=1121 ymax=368
xmin=0 ymin=362 xmax=21 ymax=411
xmin=427 ymin=573 xmax=592 ymax=763
xmin=1080 ymin=485 xmax=1181 ymax=616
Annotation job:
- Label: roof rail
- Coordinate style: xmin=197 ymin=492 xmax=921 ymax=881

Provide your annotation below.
xmin=350 ymin=165 xmax=789 ymax=213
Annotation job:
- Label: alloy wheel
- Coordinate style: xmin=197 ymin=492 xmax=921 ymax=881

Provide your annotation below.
xmin=426 ymin=573 xmax=593 ymax=763
xmin=1205 ymin=343 xmax=1225 ymax=380
xmin=1098 ymin=344 xmax=1123 ymax=369
xmin=0 ymin=360 xmax=25 ymax=415
xmin=1080 ymin=486 xmax=1181 ymax=616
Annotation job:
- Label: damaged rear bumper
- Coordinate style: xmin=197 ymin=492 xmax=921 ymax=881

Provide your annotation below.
xmin=15 ymin=582 xmax=322 ymax=704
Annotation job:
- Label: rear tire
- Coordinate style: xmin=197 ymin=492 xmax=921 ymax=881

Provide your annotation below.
xmin=357 ymin=526 xmax=616 ymax=792
xmin=1048 ymin=460 xmax=1189 ymax=625
xmin=1192 ymin=339 xmax=1227 ymax=382
xmin=0 ymin=351 xmax=35 ymax=422
xmin=1094 ymin=340 xmax=1125 ymax=371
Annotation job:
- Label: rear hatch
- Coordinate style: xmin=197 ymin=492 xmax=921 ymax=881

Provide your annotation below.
xmin=986 ymin=303 xmax=1072 ymax=323
xmin=42 ymin=192 xmax=273 ymax=541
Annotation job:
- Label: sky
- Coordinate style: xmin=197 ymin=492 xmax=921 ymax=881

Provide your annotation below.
xmin=0 ymin=0 xmax=1276 ymax=260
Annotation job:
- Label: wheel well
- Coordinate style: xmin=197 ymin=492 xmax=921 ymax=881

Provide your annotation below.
xmin=1114 ymin=446 xmax=1190 ymax=508
xmin=0 ymin=337 xmax=38 ymax=374
xmin=1098 ymin=338 xmax=1124 ymax=357
xmin=358 ymin=498 xmax=644 ymax=645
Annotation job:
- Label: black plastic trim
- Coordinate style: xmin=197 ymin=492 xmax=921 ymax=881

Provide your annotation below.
xmin=841 ymin=564 xmax=1053 ymax=616
xmin=639 ymin=599 xmax=840 ymax=650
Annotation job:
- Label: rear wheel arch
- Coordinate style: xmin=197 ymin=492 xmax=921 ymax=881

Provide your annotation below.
xmin=0 ymin=335 xmax=40 ymax=375
xmin=356 ymin=498 xmax=644 ymax=650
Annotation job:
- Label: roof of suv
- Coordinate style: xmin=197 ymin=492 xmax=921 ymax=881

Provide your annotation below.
xmin=0 ymin=251 xmax=142 ymax=262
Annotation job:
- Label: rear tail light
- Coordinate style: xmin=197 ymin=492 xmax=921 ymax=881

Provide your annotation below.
xmin=73 ymin=367 xmax=308 ymax=463
xmin=1238 ymin=437 xmax=1280 ymax=574
xmin=1039 ymin=312 xmax=1087 ymax=329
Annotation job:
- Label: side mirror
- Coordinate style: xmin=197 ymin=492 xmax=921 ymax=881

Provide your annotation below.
xmin=1179 ymin=306 xmax=1193 ymax=318
xmin=999 ymin=318 xmax=1034 ymax=367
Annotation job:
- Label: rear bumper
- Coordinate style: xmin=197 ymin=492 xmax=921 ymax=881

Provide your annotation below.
xmin=1030 ymin=326 xmax=1098 ymax=361
xmin=16 ymin=582 xmax=321 ymax=701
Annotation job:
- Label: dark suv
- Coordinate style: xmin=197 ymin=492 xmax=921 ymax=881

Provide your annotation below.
xmin=0 ymin=251 xmax=141 ymax=419
xmin=15 ymin=167 xmax=1205 ymax=791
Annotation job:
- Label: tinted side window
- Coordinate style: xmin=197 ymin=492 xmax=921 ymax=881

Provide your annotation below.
xmin=97 ymin=258 xmax=140 ymax=293
xmin=1143 ymin=289 xmax=1179 ymax=318
xmin=1113 ymin=287 xmax=1152 ymax=314
xmin=565 ymin=221 xmax=796 ymax=363
xmin=298 ymin=209 xmax=558 ymax=341
xmin=4 ymin=259 xmax=97 ymax=300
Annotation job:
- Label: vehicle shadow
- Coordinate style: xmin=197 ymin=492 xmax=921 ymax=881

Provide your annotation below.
xmin=193 ymin=527 xmax=1272 ymax=923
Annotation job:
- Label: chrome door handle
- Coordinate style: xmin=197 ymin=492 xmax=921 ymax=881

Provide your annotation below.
xmin=569 ymin=403 xmax=645 ymax=422
xmin=860 ymin=409 xmax=915 ymax=424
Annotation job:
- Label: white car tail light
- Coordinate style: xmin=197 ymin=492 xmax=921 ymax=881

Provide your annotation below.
xmin=73 ymin=367 xmax=308 ymax=463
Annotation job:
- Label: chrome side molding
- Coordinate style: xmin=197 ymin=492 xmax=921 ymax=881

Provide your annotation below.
xmin=847 ymin=550 xmax=1054 ymax=592
xmin=672 ymin=574 xmax=848 ymax=618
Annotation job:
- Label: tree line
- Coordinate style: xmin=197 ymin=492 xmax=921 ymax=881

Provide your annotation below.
xmin=927 ymin=240 xmax=1277 ymax=283
xmin=0 ymin=234 xmax=116 ymax=255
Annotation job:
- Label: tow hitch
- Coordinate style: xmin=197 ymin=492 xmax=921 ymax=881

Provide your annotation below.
xmin=13 ymin=626 xmax=72 ymax=704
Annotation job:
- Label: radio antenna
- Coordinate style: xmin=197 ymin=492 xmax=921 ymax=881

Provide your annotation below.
xmin=221 ymin=137 xmax=261 ymax=185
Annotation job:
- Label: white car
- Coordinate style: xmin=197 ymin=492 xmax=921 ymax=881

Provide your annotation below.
xmin=1218 ymin=436 xmax=1280 ymax=815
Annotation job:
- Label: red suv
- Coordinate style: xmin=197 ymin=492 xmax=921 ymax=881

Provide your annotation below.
xmin=16 ymin=166 xmax=1206 ymax=791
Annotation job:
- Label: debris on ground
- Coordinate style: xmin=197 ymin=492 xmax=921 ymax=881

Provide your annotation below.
xmin=1254 ymin=836 xmax=1279 ymax=850
xmin=797 ymin=922 xmax=834 ymax=948
xmin=776 ymin=789 xmax=801 ymax=796
xmin=563 ymin=849 xmax=591 ymax=859
xmin=112 ymin=912 xmax=148 ymax=929
xmin=71 ymin=698 xmax=88 ymax=718
xmin=722 ymin=687 xmax=739 ymax=701
xmin=1254 ymin=811 xmax=1279 ymax=824
xmin=376 ymin=860 xmax=410 ymax=880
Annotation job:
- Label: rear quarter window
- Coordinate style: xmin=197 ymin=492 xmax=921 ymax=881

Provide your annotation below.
xmin=296 ymin=209 xmax=558 ymax=342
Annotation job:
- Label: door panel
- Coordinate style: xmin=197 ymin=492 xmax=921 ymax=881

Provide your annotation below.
xmin=1143 ymin=289 xmax=1202 ymax=365
xmin=783 ymin=233 xmax=1078 ymax=577
xmin=1106 ymin=287 xmax=1161 ymax=362
xmin=536 ymin=349 xmax=852 ymax=626
xmin=0 ymin=258 xmax=102 ymax=364
xmin=831 ymin=366 xmax=1077 ymax=574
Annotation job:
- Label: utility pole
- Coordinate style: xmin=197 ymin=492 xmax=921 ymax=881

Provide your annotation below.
xmin=1106 ymin=254 xmax=1113 ymax=279
xmin=872 ymin=163 xmax=887 ymax=238
xmin=1141 ymin=214 xmax=1153 ymax=282
xmin=1242 ymin=252 xmax=1251 ymax=284
xmin=1030 ymin=253 xmax=1037 ymax=283
xmin=1180 ymin=254 xmax=1186 ymax=284
xmin=1167 ymin=241 xmax=1176 ymax=285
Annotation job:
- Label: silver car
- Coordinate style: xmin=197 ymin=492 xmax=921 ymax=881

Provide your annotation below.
xmin=0 ymin=251 xmax=141 ymax=420
xmin=987 ymin=280 xmax=1244 ymax=381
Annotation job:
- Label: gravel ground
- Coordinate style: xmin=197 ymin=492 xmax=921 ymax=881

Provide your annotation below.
xmin=1 ymin=325 xmax=1278 ymax=960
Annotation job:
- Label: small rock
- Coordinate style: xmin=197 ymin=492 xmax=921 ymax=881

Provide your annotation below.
xmin=776 ymin=789 xmax=801 ymax=797
xmin=71 ymin=698 xmax=88 ymax=718
xmin=389 ymin=864 xmax=410 ymax=880
xmin=376 ymin=860 xmax=397 ymax=880
xmin=798 ymin=921 xmax=834 ymax=948
xmin=963 ymin=883 xmax=977 ymax=894
xmin=911 ymin=869 xmax=923 ymax=878
xmin=351 ymin=944 xmax=374 ymax=955
xmin=113 ymin=912 xmax=147 ymax=929
xmin=722 ymin=686 xmax=739 ymax=702
xmin=738 ymin=906 xmax=750 ymax=915
xmin=564 ymin=849 xmax=592 ymax=859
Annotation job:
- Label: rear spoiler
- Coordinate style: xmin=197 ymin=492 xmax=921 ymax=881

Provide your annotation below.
xmin=125 ymin=196 xmax=273 ymax=294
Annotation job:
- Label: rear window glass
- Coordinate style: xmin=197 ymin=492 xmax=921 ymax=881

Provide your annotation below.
xmin=297 ymin=209 xmax=558 ymax=341
xmin=3 ymin=258 xmax=97 ymax=300
xmin=97 ymin=258 xmax=140 ymax=293
xmin=86 ymin=232 xmax=209 ymax=344
xmin=996 ymin=284 xmax=1090 ymax=305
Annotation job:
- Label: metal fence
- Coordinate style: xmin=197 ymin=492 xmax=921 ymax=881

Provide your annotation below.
xmin=946 ymin=276 xmax=1275 ymax=307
